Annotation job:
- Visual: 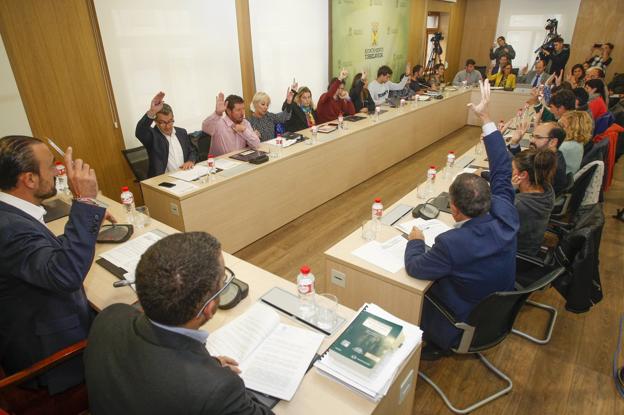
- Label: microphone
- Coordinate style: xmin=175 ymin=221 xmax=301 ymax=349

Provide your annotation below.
xmin=113 ymin=279 xmax=135 ymax=288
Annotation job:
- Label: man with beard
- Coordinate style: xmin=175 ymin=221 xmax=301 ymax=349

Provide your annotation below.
xmin=202 ymin=93 xmax=261 ymax=156
xmin=0 ymin=136 xmax=109 ymax=394
xmin=508 ymin=121 xmax=568 ymax=195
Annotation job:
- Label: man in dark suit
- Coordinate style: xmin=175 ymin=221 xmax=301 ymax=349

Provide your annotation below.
xmin=84 ymin=232 xmax=272 ymax=415
xmin=404 ymin=80 xmax=519 ymax=359
xmin=0 ymin=136 xmax=108 ymax=394
xmin=135 ymin=91 xmax=197 ymax=178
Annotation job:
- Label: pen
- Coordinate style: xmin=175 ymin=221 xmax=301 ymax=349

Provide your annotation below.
xmin=46 ymin=137 xmax=65 ymax=158
xmin=260 ymin=298 xmax=331 ymax=336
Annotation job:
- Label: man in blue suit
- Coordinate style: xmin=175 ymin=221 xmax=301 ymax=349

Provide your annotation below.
xmin=135 ymin=91 xmax=197 ymax=178
xmin=0 ymin=136 xmax=108 ymax=394
xmin=404 ymin=80 xmax=519 ymax=359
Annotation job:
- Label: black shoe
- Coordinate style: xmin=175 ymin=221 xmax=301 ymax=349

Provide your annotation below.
xmin=420 ymin=343 xmax=453 ymax=361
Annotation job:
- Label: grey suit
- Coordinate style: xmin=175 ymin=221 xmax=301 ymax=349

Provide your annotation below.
xmin=517 ymin=70 xmax=549 ymax=87
xmin=85 ymin=304 xmax=273 ymax=415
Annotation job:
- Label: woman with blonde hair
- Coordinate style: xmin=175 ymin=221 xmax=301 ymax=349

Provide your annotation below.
xmin=285 ymin=86 xmax=318 ymax=132
xmin=557 ymin=110 xmax=593 ymax=174
xmin=249 ymin=86 xmax=295 ymax=141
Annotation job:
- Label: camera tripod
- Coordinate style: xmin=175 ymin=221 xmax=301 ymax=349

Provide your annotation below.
xmin=425 ymin=40 xmax=443 ymax=79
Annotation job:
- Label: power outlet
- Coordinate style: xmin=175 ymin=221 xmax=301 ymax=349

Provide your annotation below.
xmin=169 ymin=203 xmax=179 ymax=216
xmin=330 ymin=269 xmax=346 ymax=288
xmin=399 ymin=369 xmax=414 ymax=405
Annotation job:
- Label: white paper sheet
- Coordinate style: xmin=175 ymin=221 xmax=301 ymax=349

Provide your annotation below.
xmin=167 ymin=165 xmax=210 ymax=182
xmin=351 ymin=235 xmax=407 ymax=273
xmin=99 ymin=230 xmax=166 ymax=282
xmin=163 ymin=179 xmax=199 ymax=195
xmin=214 ymin=158 xmax=241 ymax=170
xmin=395 ymin=218 xmax=452 ymax=247
xmin=265 ymin=137 xmax=297 ymax=148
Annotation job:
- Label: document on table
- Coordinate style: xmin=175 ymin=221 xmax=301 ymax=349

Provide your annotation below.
xmin=351 ymin=235 xmax=408 ymax=273
xmin=206 ymin=302 xmax=324 ymax=401
xmin=452 ymin=167 xmax=477 ymax=182
xmin=162 ymin=179 xmax=198 ymax=195
xmin=265 ymin=137 xmax=298 ymax=148
xmin=99 ymin=230 xmax=168 ymax=283
xmin=167 ymin=165 xmax=210 ymax=182
xmin=214 ymin=158 xmax=241 ymax=170
xmin=395 ymin=218 xmax=452 ymax=247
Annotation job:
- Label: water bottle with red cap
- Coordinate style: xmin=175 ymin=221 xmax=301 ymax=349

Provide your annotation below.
xmin=372 ymin=197 xmax=384 ymax=233
xmin=296 ymin=265 xmax=316 ymax=319
xmin=54 ymin=161 xmax=69 ymax=196
xmin=426 ymin=166 xmax=437 ymax=197
xmin=443 ymin=151 xmax=456 ymax=179
xmin=120 ymin=186 xmax=136 ymax=224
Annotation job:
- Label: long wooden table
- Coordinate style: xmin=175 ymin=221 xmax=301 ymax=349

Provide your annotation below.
xmin=48 ymin=197 xmax=421 ymax=415
xmin=141 ymin=88 xmax=473 ymax=252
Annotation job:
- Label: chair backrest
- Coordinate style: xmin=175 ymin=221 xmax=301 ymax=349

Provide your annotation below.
xmin=464 ymin=267 xmax=565 ymax=352
xmin=189 ymin=130 xmax=211 ymax=162
xmin=581 ymin=138 xmax=609 ymax=167
xmin=121 ymin=146 xmax=149 ymax=182
xmin=475 ymin=66 xmax=487 ymax=79
xmin=593 ymin=111 xmax=614 ymax=136
xmin=511 ymin=67 xmax=519 ymax=76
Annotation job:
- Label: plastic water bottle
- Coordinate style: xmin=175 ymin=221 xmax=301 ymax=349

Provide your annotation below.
xmin=120 ymin=186 xmax=136 ymax=224
xmin=309 ymin=126 xmax=318 ymax=145
xmin=372 ymin=197 xmax=384 ymax=233
xmin=374 ymin=106 xmax=380 ymax=122
xmin=400 ymin=98 xmax=406 ymax=108
xmin=296 ymin=265 xmax=316 ymax=319
xmin=338 ymin=113 xmax=344 ymax=130
xmin=274 ymin=134 xmax=283 ymax=158
xmin=444 ymin=151 xmax=456 ymax=179
xmin=426 ymin=166 xmax=437 ymax=196
xmin=54 ymin=162 xmax=69 ymax=195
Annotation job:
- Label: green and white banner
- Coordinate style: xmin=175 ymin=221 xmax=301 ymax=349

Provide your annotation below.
xmin=332 ymin=0 xmax=411 ymax=82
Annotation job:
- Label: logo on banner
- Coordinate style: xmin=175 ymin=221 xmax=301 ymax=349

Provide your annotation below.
xmin=365 ymin=22 xmax=384 ymax=60
xmin=371 ymin=22 xmax=379 ymax=46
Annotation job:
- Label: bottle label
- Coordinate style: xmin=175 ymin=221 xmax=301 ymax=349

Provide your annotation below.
xmin=372 ymin=208 xmax=383 ymax=218
xmin=56 ymin=165 xmax=66 ymax=175
xmin=298 ymin=281 xmax=313 ymax=294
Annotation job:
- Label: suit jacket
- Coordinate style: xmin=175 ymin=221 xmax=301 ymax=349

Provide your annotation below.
xmin=283 ymin=102 xmax=317 ymax=133
xmin=85 ymin=304 xmax=273 ymax=415
xmin=404 ymin=129 xmax=519 ymax=350
xmin=0 ymin=200 xmax=105 ymax=394
xmin=517 ymin=70 xmax=548 ymax=87
xmin=135 ymin=114 xmax=198 ymax=178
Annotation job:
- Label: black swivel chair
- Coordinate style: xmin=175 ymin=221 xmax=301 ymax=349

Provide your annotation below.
xmin=418 ymin=267 xmax=566 ymax=414
xmin=550 ymin=162 xmax=601 ymax=221
xmin=475 ymin=66 xmax=487 ymax=80
xmin=189 ymin=130 xmax=211 ymax=162
xmin=122 ymin=146 xmax=149 ymax=182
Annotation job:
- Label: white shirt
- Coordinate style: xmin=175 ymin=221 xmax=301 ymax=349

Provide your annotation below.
xmin=368 ymin=77 xmax=409 ymax=105
xmin=163 ymin=130 xmax=185 ymax=173
xmin=0 ymin=192 xmax=47 ymax=224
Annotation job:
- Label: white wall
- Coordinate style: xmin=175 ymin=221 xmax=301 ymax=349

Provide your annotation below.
xmin=495 ymin=0 xmax=581 ymax=69
xmin=94 ymin=1 xmax=243 ymax=148
xmin=0 ymin=33 xmax=32 ymax=138
xmin=249 ymin=0 xmax=328 ymax=113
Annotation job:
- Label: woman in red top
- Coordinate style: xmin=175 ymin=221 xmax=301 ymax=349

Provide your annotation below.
xmin=316 ymin=68 xmax=355 ymax=123
xmin=584 ymin=78 xmax=608 ymax=120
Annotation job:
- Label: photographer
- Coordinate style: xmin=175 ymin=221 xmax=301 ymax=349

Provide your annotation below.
xmin=489 ymin=36 xmax=516 ymax=73
xmin=586 ymin=43 xmax=614 ymax=74
xmin=541 ymin=36 xmax=570 ymax=75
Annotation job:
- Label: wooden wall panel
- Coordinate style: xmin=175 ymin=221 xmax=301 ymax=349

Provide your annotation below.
xmin=459 ymin=0 xmax=500 ymax=69
xmin=235 ymin=0 xmax=257 ymax=109
xmin=426 ymin=0 xmax=467 ymax=81
xmin=408 ymin=0 xmax=428 ymax=67
xmin=569 ymin=0 xmax=624 ymax=78
xmin=0 ymin=0 xmax=136 ymax=201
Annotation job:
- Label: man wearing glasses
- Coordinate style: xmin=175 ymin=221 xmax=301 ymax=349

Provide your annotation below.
xmin=135 ymin=91 xmax=197 ymax=178
xmin=508 ymin=121 xmax=568 ymax=195
xmin=84 ymin=232 xmax=272 ymax=414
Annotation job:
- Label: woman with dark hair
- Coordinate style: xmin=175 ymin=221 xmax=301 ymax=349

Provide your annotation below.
xmin=567 ymin=64 xmax=585 ymax=88
xmin=512 ymin=148 xmax=557 ymax=255
xmin=349 ymin=72 xmax=376 ymax=114
xmin=585 ymin=78 xmax=608 ymax=119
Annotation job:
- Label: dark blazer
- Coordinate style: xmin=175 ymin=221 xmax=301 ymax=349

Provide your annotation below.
xmin=135 ymin=114 xmax=198 ymax=178
xmin=283 ymin=102 xmax=318 ymax=133
xmin=349 ymin=80 xmax=376 ymax=113
xmin=404 ymin=129 xmax=519 ymax=350
xmin=85 ymin=304 xmax=273 ymax=415
xmin=0 ymin=200 xmax=105 ymax=394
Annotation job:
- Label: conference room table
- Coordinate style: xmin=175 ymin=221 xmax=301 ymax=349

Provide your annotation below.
xmin=141 ymin=87 xmax=530 ymax=253
xmin=47 ymin=197 xmax=421 ymax=415
xmin=322 ymin=94 xmax=528 ymax=326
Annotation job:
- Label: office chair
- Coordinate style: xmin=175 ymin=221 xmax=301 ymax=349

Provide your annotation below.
xmin=511 ymin=67 xmax=519 ymax=76
xmin=0 ymin=340 xmax=88 ymax=415
xmin=475 ymin=66 xmax=487 ymax=80
xmin=189 ymin=131 xmax=211 ymax=162
xmin=121 ymin=146 xmax=149 ymax=182
xmin=418 ymin=267 xmax=566 ymax=414
xmin=550 ymin=161 xmax=603 ymax=221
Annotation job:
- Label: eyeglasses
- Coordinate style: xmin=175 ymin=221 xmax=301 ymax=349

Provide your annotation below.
xmin=194 ymin=267 xmax=235 ymax=318
xmin=156 ymin=119 xmax=175 ymax=126
xmin=530 ymin=133 xmax=552 ymax=140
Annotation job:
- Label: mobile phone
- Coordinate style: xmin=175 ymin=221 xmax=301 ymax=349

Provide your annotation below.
xmin=158 ymin=182 xmax=176 ymax=188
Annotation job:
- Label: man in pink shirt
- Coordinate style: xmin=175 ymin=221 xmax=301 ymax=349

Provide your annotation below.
xmin=202 ymin=93 xmax=260 ymax=156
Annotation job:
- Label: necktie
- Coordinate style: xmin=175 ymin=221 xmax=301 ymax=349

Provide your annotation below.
xmin=532 ymin=75 xmax=539 ymax=87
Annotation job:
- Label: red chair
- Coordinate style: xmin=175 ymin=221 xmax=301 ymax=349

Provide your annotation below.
xmin=0 ymin=340 xmax=88 ymax=415
xmin=593 ymin=123 xmax=624 ymax=191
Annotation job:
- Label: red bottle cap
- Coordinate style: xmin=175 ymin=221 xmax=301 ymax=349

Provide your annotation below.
xmin=448 ymin=151 xmax=454 ymax=154
xmin=121 ymin=186 xmax=129 ymax=192
xmin=374 ymin=198 xmax=381 ymax=203
xmin=55 ymin=161 xmax=63 ymax=166
xmin=208 ymin=154 xmax=214 ymax=158
xmin=430 ymin=166 xmax=436 ymax=169
xmin=300 ymin=265 xmax=311 ymax=274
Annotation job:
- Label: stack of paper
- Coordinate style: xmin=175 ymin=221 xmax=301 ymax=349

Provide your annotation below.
xmin=206 ymin=303 xmax=324 ymax=401
xmin=395 ymin=218 xmax=452 ymax=247
xmin=168 ymin=165 xmax=210 ymax=182
xmin=314 ymin=303 xmax=422 ymax=402
xmin=351 ymin=235 xmax=407 ymax=273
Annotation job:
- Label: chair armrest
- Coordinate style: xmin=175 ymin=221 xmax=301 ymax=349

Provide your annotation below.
xmin=0 ymin=340 xmax=87 ymax=391
xmin=425 ymin=293 xmax=459 ymax=325
xmin=516 ymin=252 xmax=546 ymax=268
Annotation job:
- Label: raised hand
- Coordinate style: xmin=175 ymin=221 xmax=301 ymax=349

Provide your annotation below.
xmin=148 ymin=91 xmax=165 ymax=117
xmin=405 ymin=62 xmax=411 ymax=75
xmin=215 ymin=92 xmax=226 ymax=116
xmin=64 ymin=146 xmax=98 ymax=199
xmin=361 ymin=70 xmax=367 ymax=81
xmin=533 ymin=106 xmax=545 ymax=125
xmin=291 ymin=81 xmax=298 ymax=92
xmin=338 ymin=67 xmax=348 ymax=81
xmin=521 ymin=65 xmax=529 ymax=75
xmin=467 ymin=80 xmax=491 ymax=124
xmin=510 ymin=118 xmax=530 ymax=145
xmin=286 ymin=86 xmax=295 ymax=104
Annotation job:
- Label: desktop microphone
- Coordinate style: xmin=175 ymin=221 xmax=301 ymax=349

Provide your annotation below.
xmin=113 ymin=280 xmax=135 ymax=288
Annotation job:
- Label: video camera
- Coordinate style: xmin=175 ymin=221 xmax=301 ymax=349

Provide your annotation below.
xmin=545 ymin=18 xmax=558 ymax=32
xmin=431 ymin=32 xmax=444 ymax=42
